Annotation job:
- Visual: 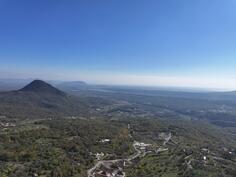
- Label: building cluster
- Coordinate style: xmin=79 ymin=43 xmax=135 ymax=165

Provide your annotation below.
xmin=99 ymin=139 xmax=111 ymax=143
xmin=94 ymin=162 xmax=125 ymax=177
xmin=133 ymin=141 xmax=152 ymax=151
xmin=0 ymin=122 xmax=16 ymax=127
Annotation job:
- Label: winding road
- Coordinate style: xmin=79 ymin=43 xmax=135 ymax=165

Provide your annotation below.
xmin=87 ymin=129 xmax=172 ymax=177
xmin=87 ymin=141 xmax=143 ymax=177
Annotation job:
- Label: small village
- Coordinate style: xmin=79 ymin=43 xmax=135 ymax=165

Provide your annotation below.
xmin=87 ymin=124 xmax=173 ymax=177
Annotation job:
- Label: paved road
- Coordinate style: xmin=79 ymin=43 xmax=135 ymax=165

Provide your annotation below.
xmin=163 ymin=133 xmax=172 ymax=146
xmin=87 ymin=129 xmax=172 ymax=177
xmin=87 ymin=141 xmax=142 ymax=177
xmin=87 ymin=159 xmax=124 ymax=177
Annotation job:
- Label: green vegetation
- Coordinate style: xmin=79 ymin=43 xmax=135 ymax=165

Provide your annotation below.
xmin=0 ymin=119 xmax=133 ymax=177
xmin=0 ymin=118 xmax=235 ymax=177
xmin=0 ymin=81 xmax=236 ymax=177
xmin=125 ymin=119 xmax=236 ymax=177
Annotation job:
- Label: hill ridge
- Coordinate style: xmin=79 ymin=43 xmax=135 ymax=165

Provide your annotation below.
xmin=19 ymin=80 xmax=66 ymax=96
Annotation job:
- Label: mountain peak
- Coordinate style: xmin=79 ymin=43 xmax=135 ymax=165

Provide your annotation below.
xmin=19 ymin=80 xmax=66 ymax=96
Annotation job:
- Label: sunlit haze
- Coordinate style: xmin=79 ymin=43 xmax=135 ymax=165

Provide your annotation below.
xmin=1 ymin=0 xmax=236 ymax=90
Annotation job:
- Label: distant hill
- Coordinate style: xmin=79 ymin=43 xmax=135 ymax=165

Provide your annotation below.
xmin=0 ymin=80 xmax=114 ymax=119
xmin=0 ymin=80 xmax=89 ymax=119
xmin=56 ymin=81 xmax=87 ymax=91
xmin=20 ymin=80 xmax=66 ymax=96
xmin=0 ymin=78 xmax=88 ymax=92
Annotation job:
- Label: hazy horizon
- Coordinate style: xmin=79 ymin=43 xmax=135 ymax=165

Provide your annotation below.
xmin=0 ymin=75 xmax=233 ymax=92
xmin=1 ymin=0 xmax=236 ymax=90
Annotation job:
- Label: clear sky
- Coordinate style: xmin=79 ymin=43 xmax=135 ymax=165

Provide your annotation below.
xmin=0 ymin=0 xmax=236 ymax=90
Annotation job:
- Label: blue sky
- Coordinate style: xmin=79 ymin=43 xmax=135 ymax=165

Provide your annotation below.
xmin=0 ymin=0 xmax=236 ymax=89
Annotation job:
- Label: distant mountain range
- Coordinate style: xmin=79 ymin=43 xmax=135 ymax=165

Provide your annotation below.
xmin=56 ymin=81 xmax=87 ymax=91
